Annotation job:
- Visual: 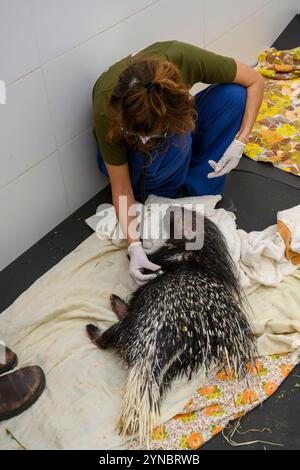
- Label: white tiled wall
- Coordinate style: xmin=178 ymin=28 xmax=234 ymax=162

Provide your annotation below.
xmin=0 ymin=0 xmax=40 ymax=84
xmin=206 ymin=0 xmax=300 ymax=64
xmin=0 ymin=153 xmax=69 ymax=270
xmin=0 ymin=0 xmax=299 ymax=270
xmin=0 ymin=70 xmax=56 ymax=188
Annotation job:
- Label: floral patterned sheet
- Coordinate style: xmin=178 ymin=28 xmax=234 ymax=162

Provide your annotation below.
xmin=129 ymin=350 xmax=300 ymax=450
xmin=244 ymin=46 xmax=300 ymax=175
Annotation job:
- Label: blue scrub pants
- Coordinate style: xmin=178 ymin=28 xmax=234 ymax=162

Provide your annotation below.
xmin=96 ymin=83 xmax=247 ymax=201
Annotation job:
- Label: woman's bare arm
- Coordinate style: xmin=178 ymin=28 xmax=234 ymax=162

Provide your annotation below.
xmin=105 ymin=162 xmax=140 ymax=245
xmin=233 ymin=60 xmax=265 ymax=142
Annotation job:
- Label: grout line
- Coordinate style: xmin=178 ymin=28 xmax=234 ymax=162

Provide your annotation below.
xmin=0 ymin=150 xmax=59 ymax=191
xmin=5 ymin=66 xmax=41 ymax=88
xmin=2 ymin=1 xmax=161 ymax=204
xmin=27 ymin=0 xmax=47 ymax=74
xmin=40 ymin=67 xmax=72 ymax=215
xmin=41 ymin=0 xmax=161 ymax=68
xmin=2 ymin=0 xmax=296 ymax=192
xmin=56 ymin=148 xmax=72 ymax=216
xmin=0 ymin=122 xmax=94 ymax=194
xmin=204 ymin=0 xmax=274 ymax=47
xmin=5 ymin=0 xmax=160 ymax=88
xmin=55 ymin=125 xmax=93 ymax=150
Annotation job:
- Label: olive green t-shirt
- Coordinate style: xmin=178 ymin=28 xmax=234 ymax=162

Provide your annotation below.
xmin=92 ymin=40 xmax=237 ymax=166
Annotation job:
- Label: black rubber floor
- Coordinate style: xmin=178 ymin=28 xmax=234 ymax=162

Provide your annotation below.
xmin=0 ymin=15 xmax=299 ymax=450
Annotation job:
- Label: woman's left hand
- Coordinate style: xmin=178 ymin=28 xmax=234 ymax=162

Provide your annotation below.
xmin=207 ymin=139 xmax=246 ymax=178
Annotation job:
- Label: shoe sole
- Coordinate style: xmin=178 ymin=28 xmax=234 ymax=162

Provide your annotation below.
xmin=0 ymin=354 xmax=18 ymax=376
xmin=0 ymin=367 xmax=46 ymax=422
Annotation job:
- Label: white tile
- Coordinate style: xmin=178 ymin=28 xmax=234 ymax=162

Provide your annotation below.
xmin=30 ymin=0 xmax=155 ymax=64
xmin=286 ymin=0 xmax=300 ymax=18
xmin=0 ymin=153 xmax=69 ymax=270
xmin=206 ymin=0 xmax=299 ymax=66
xmin=58 ymin=129 xmax=108 ymax=213
xmin=0 ymin=0 xmax=40 ymax=84
xmin=204 ymin=0 xmax=271 ymax=46
xmin=43 ymin=0 xmax=205 ymax=146
xmin=0 ymin=70 xmax=57 ymax=188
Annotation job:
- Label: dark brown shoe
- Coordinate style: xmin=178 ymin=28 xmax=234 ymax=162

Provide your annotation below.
xmin=0 ymin=366 xmax=46 ymax=422
xmin=0 ymin=347 xmax=18 ymax=375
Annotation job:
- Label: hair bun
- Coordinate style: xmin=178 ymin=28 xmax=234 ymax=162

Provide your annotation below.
xmin=144 ymin=81 xmax=161 ymax=91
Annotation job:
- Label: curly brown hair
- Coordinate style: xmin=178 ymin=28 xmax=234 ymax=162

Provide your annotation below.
xmin=106 ymin=53 xmax=197 ymax=156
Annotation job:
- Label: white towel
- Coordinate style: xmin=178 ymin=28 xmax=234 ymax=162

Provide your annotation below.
xmin=85 ymin=195 xmax=300 ymax=293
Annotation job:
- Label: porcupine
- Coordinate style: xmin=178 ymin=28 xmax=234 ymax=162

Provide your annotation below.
xmin=86 ymin=206 xmax=256 ymax=443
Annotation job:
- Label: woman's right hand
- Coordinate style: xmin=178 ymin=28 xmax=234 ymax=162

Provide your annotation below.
xmin=105 ymin=162 xmax=160 ymax=286
xmin=128 ymin=241 xmax=161 ymax=287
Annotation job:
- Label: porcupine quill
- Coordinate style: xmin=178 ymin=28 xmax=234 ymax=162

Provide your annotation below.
xmin=86 ymin=207 xmax=257 ymax=445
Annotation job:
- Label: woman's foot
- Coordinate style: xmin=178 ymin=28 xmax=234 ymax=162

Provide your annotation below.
xmin=0 ymin=366 xmax=46 ymax=422
xmin=0 ymin=347 xmax=18 ymax=375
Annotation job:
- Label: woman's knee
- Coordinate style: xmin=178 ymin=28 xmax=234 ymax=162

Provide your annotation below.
xmin=195 ymin=83 xmax=247 ymax=123
xmin=221 ymin=83 xmax=247 ymax=109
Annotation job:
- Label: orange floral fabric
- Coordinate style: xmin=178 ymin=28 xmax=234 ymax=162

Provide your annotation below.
xmin=244 ymin=47 xmax=300 ymax=176
xmin=129 ymin=350 xmax=300 ymax=450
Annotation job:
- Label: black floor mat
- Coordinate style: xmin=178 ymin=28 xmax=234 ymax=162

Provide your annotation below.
xmin=0 ymin=14 xmax=300 ymax=451
xmin=225 ymin=163 xmax=300 ymax=232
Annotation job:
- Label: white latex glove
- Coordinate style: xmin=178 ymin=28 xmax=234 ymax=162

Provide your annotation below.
xmin=128 ymin=241 xmax=161 ymax=287
xmin=207 ymin=139 xmax=246 ymax=179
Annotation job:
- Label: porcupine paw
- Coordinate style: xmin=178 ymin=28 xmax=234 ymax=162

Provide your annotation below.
xmin=86 ymin=324 xmax=103 ymax=347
